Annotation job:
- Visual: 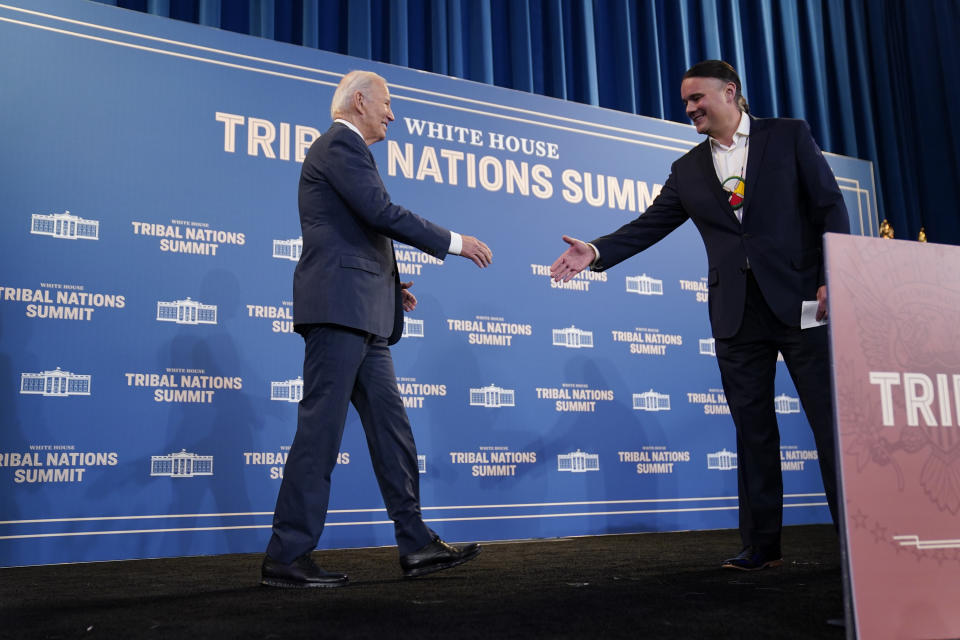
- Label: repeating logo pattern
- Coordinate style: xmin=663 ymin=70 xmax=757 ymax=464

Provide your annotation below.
xmin=626 ymin=274 xmax=663 ymax=295
xmin=31 ymin=211 xmax=99 ymax=240
xmin=469 ymin=384 xmax=515 ymax=408
xmin=552 ymin=325 xmax=593 ymax=348
xmin=150 ymin=450 xmax=214 ymax=477
xmin=20 ymin=368 xmax=91 ymax=397
xmin=156 ymin=298 xmax=218 ymax=325
xmin=557 ymin=449 xmax=600 ymax=472
xmin=403 ymin=317 xmax=424 ymax=338
xmin=271 ymin=378 xmax=303 ymax=403
xmin=707 ymin=449 xmax=737 ymax=470
xmin=272 ymin=237 xmax=302 ymax=261
xmin=633 ymin=389 xmax=671 ymax=411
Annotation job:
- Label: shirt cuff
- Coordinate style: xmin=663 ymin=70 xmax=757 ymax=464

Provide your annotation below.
xmin=587 ymin=242 xmax=600 ymax=266
xmin=448 ymin=231 xmax=463 ymax=255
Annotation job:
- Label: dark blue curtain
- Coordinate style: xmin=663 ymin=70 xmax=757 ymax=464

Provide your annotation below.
xmin=99 ymin=0 xmax=960 ymax=245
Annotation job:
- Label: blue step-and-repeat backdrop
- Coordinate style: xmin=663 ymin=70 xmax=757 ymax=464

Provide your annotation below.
xmin=0 ymin=1 xmax=879 ymax=566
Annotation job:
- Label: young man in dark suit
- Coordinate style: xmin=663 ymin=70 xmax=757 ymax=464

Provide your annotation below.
xmin=550 ymin=60 xmax=849 ymax=571
xmin=262 ymin=70 xmax=492 ymax=588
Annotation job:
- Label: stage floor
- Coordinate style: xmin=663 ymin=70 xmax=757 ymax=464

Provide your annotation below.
xmin=2 ymin=524 xmax=843 ymax=639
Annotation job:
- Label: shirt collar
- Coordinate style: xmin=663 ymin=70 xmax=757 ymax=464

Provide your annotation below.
xmin=334 ymin=118 xmax=364 ymax=141
xmin=709 ymin=112 xmax=750 ymax=151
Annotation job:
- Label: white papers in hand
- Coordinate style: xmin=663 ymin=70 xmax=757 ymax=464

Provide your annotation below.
xmin=800 ymin=300 xmax=826 ymax=329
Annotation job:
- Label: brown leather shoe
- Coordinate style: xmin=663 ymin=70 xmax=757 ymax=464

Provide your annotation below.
xmin=400 ymin=538 xmax=481 ymax=578
xmin=260 ymin=553 xmax=348 ymax=588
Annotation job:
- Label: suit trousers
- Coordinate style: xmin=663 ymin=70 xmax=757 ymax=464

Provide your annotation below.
xmin=266 ymin=324 xmax=434 ymax=564
xmin=714 ymin=271 xmax=839 ymax=554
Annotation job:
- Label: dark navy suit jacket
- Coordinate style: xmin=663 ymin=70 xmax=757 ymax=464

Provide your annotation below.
xmin=592 ymin=117 xmax=850 ymax=339
xmin=293 ymin=123 xmax=451 ymax=344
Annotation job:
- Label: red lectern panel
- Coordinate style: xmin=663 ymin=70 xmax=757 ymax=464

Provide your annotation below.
xmin=825 ymin=233 xmax=960 ymax=639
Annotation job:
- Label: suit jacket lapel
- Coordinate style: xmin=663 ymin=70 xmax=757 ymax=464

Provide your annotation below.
xmin=694 ymin=141 xmax=741 ymax=226
xmin=742 ymin=117 xmax=768 ymax=220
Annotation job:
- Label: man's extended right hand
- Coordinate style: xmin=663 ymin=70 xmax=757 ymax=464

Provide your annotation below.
xmin=460 ymin=235 xmax=493 ymax=268
xmin=550 ymin=235 xmax=595 ymax=282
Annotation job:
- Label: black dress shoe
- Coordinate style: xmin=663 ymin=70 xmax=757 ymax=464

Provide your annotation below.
xmin=721 ymin=546 xmax=783 ymax=571
xmin=260 ymin=553 xmax=348 ymax=588
xmin=400 ymin=538 xmax=481 ymax=578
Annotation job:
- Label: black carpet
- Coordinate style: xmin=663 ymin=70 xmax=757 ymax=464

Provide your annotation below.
xmin=2 ymin=525 xmax=844 ymax=639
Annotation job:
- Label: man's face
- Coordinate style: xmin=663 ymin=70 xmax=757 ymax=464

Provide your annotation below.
xmin=356 ymin=78 xmax=394 ymax=144
xmin=681 ymin=76 xmax=738 ymax=138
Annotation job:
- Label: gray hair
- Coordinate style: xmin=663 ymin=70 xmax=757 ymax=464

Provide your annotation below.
xmin=330 ymin=70 xmax=383 ymax=120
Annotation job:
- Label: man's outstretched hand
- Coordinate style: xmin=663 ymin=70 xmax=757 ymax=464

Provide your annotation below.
xmin=550 ymin=235 xmax=595 ymax=282
xmin=460 ymin=235 xmax=493 ymax=268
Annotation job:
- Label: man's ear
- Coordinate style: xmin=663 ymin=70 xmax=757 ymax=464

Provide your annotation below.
xmin=352 ymin=90 xmax=364 ymax=113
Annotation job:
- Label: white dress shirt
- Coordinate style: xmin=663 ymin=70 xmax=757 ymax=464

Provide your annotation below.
xmin=709 ymin=112 xmax=751 ymax=223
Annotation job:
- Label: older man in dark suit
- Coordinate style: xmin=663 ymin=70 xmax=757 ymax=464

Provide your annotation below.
xmin=262 ymin=70 xmax=491 ymax=588
xmin=551 ymin=61 xmax=849 ymax=571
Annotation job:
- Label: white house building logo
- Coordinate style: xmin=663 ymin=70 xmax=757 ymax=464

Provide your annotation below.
xmin=273 ymin=237 xmax=302 ymax=261
xmin=150 ymin=449 xmax=213 ymax=477
xmin=30 ymin=211 xmax=99 ymax=240
xmin=633 ymin=389 xmax=671 ymax=411
xmin=157 ymin=298 xmax=218 ymax=325
xmin=699 ymin=338 xmax=716 ymax=356
xmin=20 ymin=367 xmax=91 ymax=397
xmin=403 ymin=317 xmax=425 ymax=338
xmin=707 ymin=449 xmax=738 ymax=470
xmin=557 ymin=449 xmax=600 ymax=472
xmin=469 ymin=384 xmax=515 ymax=408
xmin=626 ymin=274 xmax=663 ymax=295
xmin=271 ymin=377 xmax=303 ymax=403
xmin=418 ymin=454 xmax=426 ymax=474
xmin=552 ymin=326 xmax=593 ymax=348
xmin=775 ymin=394 xmax=801 ymax=414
